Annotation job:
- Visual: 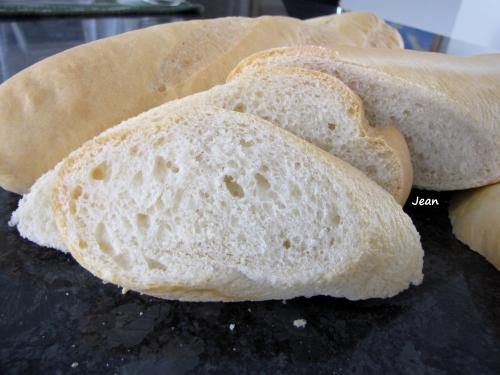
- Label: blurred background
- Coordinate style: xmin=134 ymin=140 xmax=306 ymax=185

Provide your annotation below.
xmin=0 ymin=0 xmax=498 ymax=82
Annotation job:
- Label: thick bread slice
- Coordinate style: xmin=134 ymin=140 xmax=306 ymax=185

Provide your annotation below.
xmin=228 ymin=46 xmax=500 ymax=191
xmin=52 ymin=105 xmax=423 ymax=301
xmin=449 ymin=184 xmax=500 ymax=271
xmin=177 ymin=66 xmax=412 ymax=204
xmin=0 ymin=13 xmax=403 ymax=194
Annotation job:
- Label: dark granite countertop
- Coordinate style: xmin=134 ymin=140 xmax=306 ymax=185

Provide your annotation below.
xmin=0 ymin=2 xmax=499 ymax=374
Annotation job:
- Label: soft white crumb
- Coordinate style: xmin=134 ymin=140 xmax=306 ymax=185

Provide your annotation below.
xmin=293 ymin=319 xmax=307 ymax=328
xmin=71 ymin=362 xmax=79 ymax=368
xmin=229 ymin=323 xmax=235 ymax=331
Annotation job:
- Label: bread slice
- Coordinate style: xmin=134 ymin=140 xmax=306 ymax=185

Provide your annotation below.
xmin=228 ymin=46 xmax=500 ymax=191
xmin=449 ymin=183 xmax=500 ymax=271
xmin=176 ymin=66 xmax=412 ymax=204
xmin=51 ymin=105 xmax=423 ymax=301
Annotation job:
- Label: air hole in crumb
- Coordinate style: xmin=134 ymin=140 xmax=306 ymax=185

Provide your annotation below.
xmin=90 ymin=162 xmax=109 ymax=181
xmin=129 ymin=145 xmax=138 ymax=156
xmin=69 ymin=201 xmax=77 ymax=215
xmin=259 ymin=164 xmax=269 ymax=173
xmin=78 ymin=239 xmax=88 ymax=249
xmin=71 ymin=186 xmax=82 ymax=200
xmin=132 ymin=171 xmax=143 ymax=187
xmin=331 ymin=213 xmax=341 ymax=226
xmin=136 ymin=213 xmax=149 ymax=231
xmin=233 ymin=103 xmax=246 ymax=112
xmin=255 ymin=91 xmax=263 ymax=98
xmin=365 ymin=165 xmax=377 ymax=175
xmin=95 ymin=223 xmax=114 ymax=255
xmin=240 ymin=139 xmax=253 ymax=147
xmin=255 ymin=173 xmax=271 ymax=193
xmin=153 ymin=137 xmax=166 ymax=148
xmin=165 ymin=160 xmax=179 ymax=173
xmin=153 ymin=156 xmax=167 ymax=180
xmin=291 ymin=185 xmax=302 ymax=198
xmin=294 ymin=162 xmax=301 ymax=170
xmin=328 ymin=123 xmax=336 ymax=131
xmin=224 ymin=175 xmax=244 ymax=198
xmin=283 ymin=239 xmax=291 ymax=249
xmin=144 ymin=256 xmax=167 ymax=271
xmin=389 ymin=115 xmax=397 ymax=122
xmin=403 ymin=110 xmax=410 ymax=116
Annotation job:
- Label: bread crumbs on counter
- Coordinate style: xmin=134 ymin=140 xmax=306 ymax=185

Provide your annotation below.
xmin=293 ymin=319 xmax=307 ymax=328
xmin=71 ymin=362 xmax=79 ymax=368
xmin=139 ymin=311 xmax=143 ymax=316
xmin=229 ymin=323 xmax=235 ymax=331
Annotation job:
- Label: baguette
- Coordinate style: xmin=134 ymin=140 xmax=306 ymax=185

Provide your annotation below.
xmin=9 ymin=66 xmax=412 ymax=251
xmin=449 ymin=184 xmax=500 ymax=271
xmin=0 ymin=13 xmax=402 ymax=194
xmin=51 ymin=105 xmax=423 ymax=301
xmin=229 ymin=46 xmax=500 ymax=190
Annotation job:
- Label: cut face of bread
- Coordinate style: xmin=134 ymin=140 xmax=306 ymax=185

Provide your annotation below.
xmin=178 ymin=66 xmax=412 ymax=204
xmin=9 ymin=66 xmax=412 ymax=254
xmin=449 ymin=184 xmax=500 ymax=271
xmin=52 ymin=105 xmax=423 ymax=301
xmin=228 ymin=46 xmax=500 ymax=191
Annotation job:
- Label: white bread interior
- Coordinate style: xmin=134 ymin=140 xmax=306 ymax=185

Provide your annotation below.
xmin=50 ymin=105 xmax=423 ymax=301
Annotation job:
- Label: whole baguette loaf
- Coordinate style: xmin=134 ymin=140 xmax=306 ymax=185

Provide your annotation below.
xmin=449 ymin=184 xmax=500 ymax=271
xmin=51 ymin=105 xmax=423 ymax=301
xmin=0 ymin=12 xmax=402 ymax=194
xmin=229 ymin=46 xmax=500 ymax=191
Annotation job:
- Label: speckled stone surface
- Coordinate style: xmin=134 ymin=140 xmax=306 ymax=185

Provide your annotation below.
xmin=1 ymin=188 xmax=499 ymax=374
